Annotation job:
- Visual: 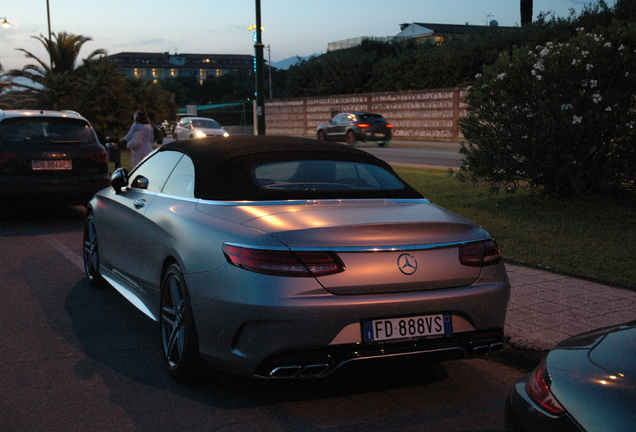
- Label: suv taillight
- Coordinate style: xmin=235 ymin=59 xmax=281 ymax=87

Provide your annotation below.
xmin=223 ymin=244 xmax=345 ymax=277
xmin=0 ymin=152 xmax=20 ymax=165
xmin=81 ymin=150 xmax=108 ymax=164
xmin=459 ymin=239 xmax=502 ymax=267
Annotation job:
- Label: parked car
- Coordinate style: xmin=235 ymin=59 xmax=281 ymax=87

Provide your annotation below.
xmin=83 ymin=135 xmax=509 ymax=381
xmin=0 ymin=109 xmax=110 ymax=207
xmin=173 ymin=117 xmax=229 ymax=141
xmin=317 ymin=112 xmax=392 ymax=147
xmin=161 ymin=121 xmax=173 ymax=137
xmin=505 ymin=320 xmax=636 ymax=431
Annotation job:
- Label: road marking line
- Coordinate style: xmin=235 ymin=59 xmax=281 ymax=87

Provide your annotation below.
xmin=43 ymin=234 xmax=84 ymax=271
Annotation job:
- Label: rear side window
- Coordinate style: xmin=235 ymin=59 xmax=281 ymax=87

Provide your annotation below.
xmin=253 ymin=160 xmax=405 ymax=191
xmin=0 ymin=117 xmax=96 ymax=145
xmin=162 ymin=155 xmax=195 ymax=197
xmin=130 ymin=150 xmax=184 ymax=192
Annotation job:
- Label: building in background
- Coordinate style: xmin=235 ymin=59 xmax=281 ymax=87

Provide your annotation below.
xmin=328 ymin=21 xmax=508 ymax=52
xmin=327 ymin=36 xmax=395 ymax=52
xmin=108 ymin=52 xmax=255 ymax=84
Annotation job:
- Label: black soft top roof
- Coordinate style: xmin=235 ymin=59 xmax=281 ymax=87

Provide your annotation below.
xmin=158 ymin=135 xmax=422 ymax=200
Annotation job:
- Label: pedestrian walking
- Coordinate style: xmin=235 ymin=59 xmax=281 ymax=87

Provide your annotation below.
xmin=120 ymin=111 xmax=154 ymax=168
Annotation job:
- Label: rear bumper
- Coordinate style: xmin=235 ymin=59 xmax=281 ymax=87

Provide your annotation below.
xmin=356 ymin=129 xmax=392 ymax=142
xmin=254 ymin=327 xmax=504 ymax=379
xmin=188 ymin=265 xmax=510 ymax=377
xmin=0 ymin=175 xmax=110 ymax=206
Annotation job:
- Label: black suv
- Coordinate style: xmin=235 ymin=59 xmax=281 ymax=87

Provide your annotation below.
xmin=316 ymin=112 xmax=392 ymax=147
xmin=0 ymin=109 xmax=110 ymax=206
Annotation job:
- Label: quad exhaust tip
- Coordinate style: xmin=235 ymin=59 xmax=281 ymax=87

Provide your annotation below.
xmin=269 ymin=363 xmax=330 ymax=379
xmin=266 ymin=342 xmax=502 ymax=379
xmin=473 ymin=342 xmax=503 ymax=356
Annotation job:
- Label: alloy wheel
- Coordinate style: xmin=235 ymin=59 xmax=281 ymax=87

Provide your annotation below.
xmin=83 ymin=215 xmax=102 ymax=286
xmin=160 ymin=264 xmax=204 ymax=380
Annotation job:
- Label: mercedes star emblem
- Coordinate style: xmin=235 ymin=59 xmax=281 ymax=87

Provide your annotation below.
xmin=397 ymin=253 xmax=418 ymax=275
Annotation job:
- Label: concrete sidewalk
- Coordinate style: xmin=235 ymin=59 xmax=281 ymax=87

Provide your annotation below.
xmin=504 ymin=263 xmax=636 ymax=351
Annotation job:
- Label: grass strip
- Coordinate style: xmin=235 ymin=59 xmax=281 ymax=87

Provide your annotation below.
xmin=395 ymin=166 xmax=636 ymax=288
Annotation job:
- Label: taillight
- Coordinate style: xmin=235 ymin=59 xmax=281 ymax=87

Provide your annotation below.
xmin=81 ymin=150 xmax=108 ymax=164
xmin=222 ymin=244 xmax=345 ymax=277
xmin=526 ymin=360 xmax=566 ymax=416
xmin=459 ymin=239 xmax=502 ymax=267
xmin=0 ymin=152 xmax=21 ymax=165
xmin=357 ymin=123 xmax=370 ymax=128
xmin=386 ymin=124 xmax=393 ymax=128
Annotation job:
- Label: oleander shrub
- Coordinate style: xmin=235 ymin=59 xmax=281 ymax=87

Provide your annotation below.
xmin=458 ymin=23 xmax=636 ymax=197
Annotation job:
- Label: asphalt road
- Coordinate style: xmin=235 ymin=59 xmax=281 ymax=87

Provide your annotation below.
xmin=0 ymin=201 xmax=521 ymax=432
xmin=363 ymin=145 xmax=462 ymax=168
xmin=161 ymin=136 xmax=463 ymax=168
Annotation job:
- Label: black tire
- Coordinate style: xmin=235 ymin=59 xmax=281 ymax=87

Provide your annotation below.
xmin=345 ymin=131 xmax=357 ymax=146
xmin=83 ymin=214 xmax=104 ymax=287
xmin=160 ymin=264 xmax=205 ymax=381
xmin=317 ymin=130 xmax=327 ymax=140
xmin=378 ymin=141 xmax=390 ymax=148
xmin=173 ymin=133 xmax=179 ymax=142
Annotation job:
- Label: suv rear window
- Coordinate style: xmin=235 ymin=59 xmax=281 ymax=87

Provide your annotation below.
xmin=359 ymin=114 xmax=385 ymax=121
xmin=0 ymin=117 xmax=96 ymax=146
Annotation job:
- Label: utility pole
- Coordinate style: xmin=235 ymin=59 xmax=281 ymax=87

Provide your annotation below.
xmin=254 ymin=0 xmax=266 ymax=135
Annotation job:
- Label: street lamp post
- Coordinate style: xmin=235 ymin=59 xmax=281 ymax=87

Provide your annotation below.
xmin=254 ymin=0 xmax=266 ymax=135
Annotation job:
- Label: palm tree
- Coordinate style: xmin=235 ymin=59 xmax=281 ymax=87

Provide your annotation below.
xmin=0 ymin=62 xmax=15 ymax=109
xmin=3 ymin=31 xmax=176 ymax=138
xmin=6 ymin=32 xmax=107 ymax=109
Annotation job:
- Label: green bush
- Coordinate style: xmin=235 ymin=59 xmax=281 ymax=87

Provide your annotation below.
xmin=459 ymin=23 xmax=636 ymax=197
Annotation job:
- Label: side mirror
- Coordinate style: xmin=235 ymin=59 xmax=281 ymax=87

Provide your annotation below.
xmin=111 ymin=167 xmax=129 ymax=195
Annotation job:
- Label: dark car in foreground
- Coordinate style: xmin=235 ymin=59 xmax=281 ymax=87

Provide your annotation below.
xmin=317 ymin=112 xmax=392 ymax=147
xmin=505 ymin=321 xmax=636 ymax=431
xmin=0 ymin=109 xmax=110 ymax=206
xmin=83 ymin=135 xmax=509 ymax=381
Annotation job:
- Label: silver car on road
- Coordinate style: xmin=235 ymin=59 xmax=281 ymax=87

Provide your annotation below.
xmin=83 ymin=136 xmax=510 ymax=381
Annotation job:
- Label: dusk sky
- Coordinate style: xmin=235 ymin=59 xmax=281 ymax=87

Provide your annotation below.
xmin=1 ymin=0 xmax=611 ymax=72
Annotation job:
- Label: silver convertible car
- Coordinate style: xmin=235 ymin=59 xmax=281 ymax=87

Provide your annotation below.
xmin=83 ymin=136 xmax=510 ymax=381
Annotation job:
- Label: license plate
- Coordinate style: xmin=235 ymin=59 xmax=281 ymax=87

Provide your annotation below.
xmin=32 ymin=160 xmax=72 ymax=170
xmin=363 ymin=313 xmax=452 ymax=342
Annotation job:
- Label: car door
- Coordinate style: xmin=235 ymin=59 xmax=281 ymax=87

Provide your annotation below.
xmin=175 ymin=118 xmax=191 ymax=140
xmin=137 ymin=154 xmax=195 ymax=299
xmin=97 ymin=150 xmax=184 ymax=289
xmin=325 ymin=114 xmax=346 ymax=140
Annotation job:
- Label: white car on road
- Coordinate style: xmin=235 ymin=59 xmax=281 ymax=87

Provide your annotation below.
xmin=173 ymin=117 xmax=229 ymax=141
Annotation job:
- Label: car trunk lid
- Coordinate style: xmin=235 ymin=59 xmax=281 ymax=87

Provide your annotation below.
xmin=199 ymin=199 xmax=486 ymax=294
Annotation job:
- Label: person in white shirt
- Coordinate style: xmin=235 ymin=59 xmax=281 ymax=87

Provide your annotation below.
xmin=120 ymin=111 xmax=154 ymax=168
